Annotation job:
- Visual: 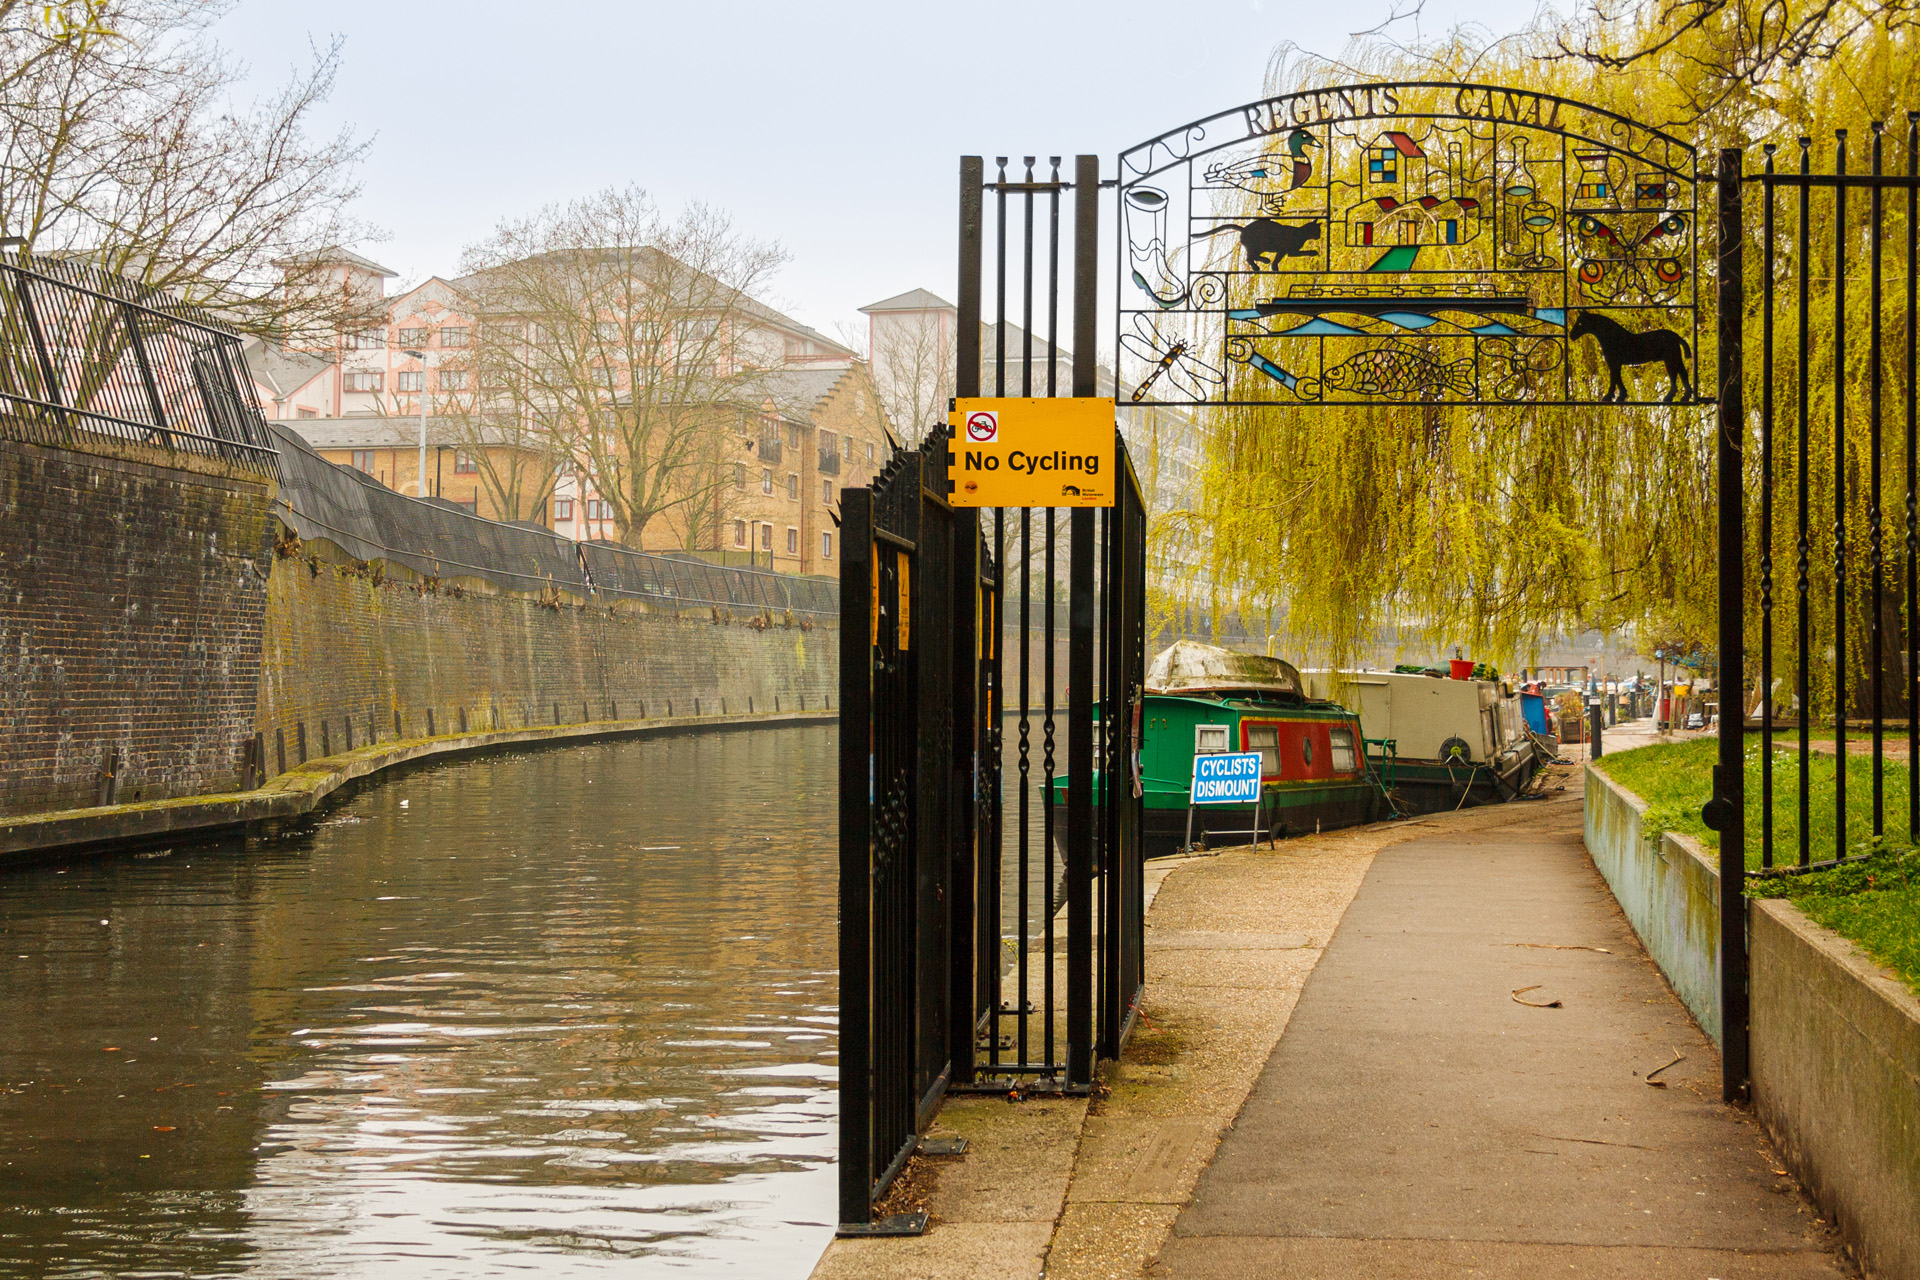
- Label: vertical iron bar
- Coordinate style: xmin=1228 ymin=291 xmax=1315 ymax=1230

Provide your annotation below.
xmin=1908 ymin=115 xmax=1919 ymax=840
xmin=996 ymin=158 xmax=1008 ymax=399
xmin=1022 ymin=157 xmax=1035 ymax=399
xmin=1018 ymin=503 xmax=1031 ymax=1065
xmin=952 ymin=155 xmax=984 ymax=1084
xmin=991 ymin=502 xmax=1005 ymax=1066
xmin=1045 ymin=157 xmax=1061 ymax=1070
xmin=1871 ymin=122 xmax=1886 ymax=838
xmin=1715 ymin=147 xmax=1750 ymax=1102
xmin=1066 ymin=154 xmax=1100 ymax=1087
xmin=838 ymin=488 xmax=874 ymax=1226
xmin=1798 ymin=136 xmax=1813 ymax=867
xmin=1761 ymin=145 xmax=1776 ymax=869
xmin=958 ymin=159 xmax=983 ymax=404
xmin=1834 ymin=130 xmax=1850 ymax=862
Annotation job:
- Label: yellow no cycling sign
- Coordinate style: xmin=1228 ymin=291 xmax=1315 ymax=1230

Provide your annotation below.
xmin=946 ymin=397 xmax=1116 ymax=508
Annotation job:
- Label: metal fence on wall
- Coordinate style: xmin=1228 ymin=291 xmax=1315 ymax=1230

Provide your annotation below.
xmin=0 ymin=253 xmax=279 ymax=479
xmin=271 ymin=422 xmax=840 ymax=618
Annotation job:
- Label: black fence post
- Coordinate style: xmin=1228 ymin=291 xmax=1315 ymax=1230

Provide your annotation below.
xmin=1709 ymin=146 xmax=1751 ymax=1102
xmin=1065 ymin=153 xmax=1101 ymax=1087
xmin=838 ymin=487 xmax=874 ymax=1229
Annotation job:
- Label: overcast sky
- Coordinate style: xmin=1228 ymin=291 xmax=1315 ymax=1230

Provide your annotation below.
xmin=212 ymin=0 xmax=1551 ymax=342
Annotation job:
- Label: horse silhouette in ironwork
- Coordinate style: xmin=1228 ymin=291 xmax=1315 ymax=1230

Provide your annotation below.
xmin=1570 ymin=311 xmax=1693 ymax=403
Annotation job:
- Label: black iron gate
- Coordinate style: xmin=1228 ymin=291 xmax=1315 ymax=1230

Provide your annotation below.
xmin=838 ymin=153 xmax=1148 ymax=1232
xmin=1711 ymin=120 xmax=1920 ymax=1102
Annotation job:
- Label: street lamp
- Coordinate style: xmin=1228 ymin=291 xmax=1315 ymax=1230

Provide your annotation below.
xmin=403 ymin=348 xmax=428 ymax=498
xmin=1655 ymin=648 xmax=1667 ymax=731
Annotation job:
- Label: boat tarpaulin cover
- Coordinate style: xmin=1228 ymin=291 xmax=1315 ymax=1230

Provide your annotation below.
xmin=1146 ymin=640 xmax=1304 ymax=701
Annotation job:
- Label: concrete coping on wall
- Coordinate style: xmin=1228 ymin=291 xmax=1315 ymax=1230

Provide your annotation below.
xmin=0 ymin=710 xmax=836 ymax=865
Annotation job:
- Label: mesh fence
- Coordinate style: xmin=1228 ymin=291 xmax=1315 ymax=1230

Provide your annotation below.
xmin=268 ymin=422 xmax=840 ymax=617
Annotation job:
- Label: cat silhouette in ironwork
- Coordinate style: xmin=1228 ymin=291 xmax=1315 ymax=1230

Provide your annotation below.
xmin=1191 ymin=219 xmax=1322 ymax=272
xmin=1570 ymin=311 xmax=1693 ymax=403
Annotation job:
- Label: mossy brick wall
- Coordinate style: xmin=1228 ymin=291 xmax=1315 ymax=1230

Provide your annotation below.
xmin=255 ymin=544 xmax=837 ymax=772
xmin=0 ymin=439 xmax=274 ymax=815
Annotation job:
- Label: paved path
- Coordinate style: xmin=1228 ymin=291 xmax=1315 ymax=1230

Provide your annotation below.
xmin=1152 ymin=812 xmax=1848 ymax=1279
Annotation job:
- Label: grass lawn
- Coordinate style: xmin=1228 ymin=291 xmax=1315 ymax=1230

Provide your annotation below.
xmin=1600 ymin=737 xmax=1920 ymax=993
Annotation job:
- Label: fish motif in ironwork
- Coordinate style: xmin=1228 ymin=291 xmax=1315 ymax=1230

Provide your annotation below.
xmin=1319 ymin=344 xmax=1476 ymax=400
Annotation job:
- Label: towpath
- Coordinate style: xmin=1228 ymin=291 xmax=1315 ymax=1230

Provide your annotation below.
xmin=1147 ymin=801 xmax=1847 ymax=1279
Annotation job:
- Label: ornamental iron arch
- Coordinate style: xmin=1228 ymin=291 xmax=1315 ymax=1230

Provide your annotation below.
xmin=1114 ymin=81 xmax=1702 ymax=409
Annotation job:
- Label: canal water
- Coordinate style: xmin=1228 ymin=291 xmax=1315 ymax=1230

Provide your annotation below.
xmin=0 ymin=725 xmax=838 ymax=1279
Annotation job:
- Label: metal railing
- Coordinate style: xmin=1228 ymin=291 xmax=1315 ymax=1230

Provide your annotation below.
xmin=0 ymin=253 xmax=279 ymax=479
xmin=270 ymin=421 xmax=840 ymax=618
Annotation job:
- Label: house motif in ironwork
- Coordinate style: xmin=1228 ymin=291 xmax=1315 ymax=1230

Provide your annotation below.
xmin=1344 ymin=138 xmax=1482 ymax=249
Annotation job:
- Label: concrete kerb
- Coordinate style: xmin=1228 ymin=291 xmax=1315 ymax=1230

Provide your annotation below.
xmin=0 ymin=710 xmax=836 ymax=866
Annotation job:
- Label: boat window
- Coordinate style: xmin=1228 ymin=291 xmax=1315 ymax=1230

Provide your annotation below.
xmin=1329 ymin=726 xmax=1357 ymax=772
xmin=1245 ymin=723 xmax=1280 ymax=776
xmin=1195 ymin=724 xmax=1229 ymax=754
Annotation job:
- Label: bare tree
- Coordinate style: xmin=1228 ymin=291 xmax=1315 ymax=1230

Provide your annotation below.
xmin=455 ymin=186 xmax=789 ymax=549
xmin=0 ymin=0 xmax=375 ymax=342
xmin=864 ymin=308 xmax=952 ymax=449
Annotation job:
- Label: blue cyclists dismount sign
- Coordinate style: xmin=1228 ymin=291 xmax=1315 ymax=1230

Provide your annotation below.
xmin=1191 ymin=752 xmax=1264 ymax=804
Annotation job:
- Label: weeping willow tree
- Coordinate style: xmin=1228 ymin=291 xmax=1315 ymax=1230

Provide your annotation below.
xmin=1181 ymin=1 xmax=1920 ymax=706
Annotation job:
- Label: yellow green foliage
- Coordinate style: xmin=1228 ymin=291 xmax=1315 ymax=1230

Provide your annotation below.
xmin=1193 ymin=5 xmax=1920 ymax=689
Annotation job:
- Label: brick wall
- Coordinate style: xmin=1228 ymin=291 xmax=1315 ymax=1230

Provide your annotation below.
xmin=1 ymin=436 xmax=840 ymax=818
xmin=0 ymin=439 xmax=275 ymax=814
xmin=253 ymin=540 xmax=838 ymax=775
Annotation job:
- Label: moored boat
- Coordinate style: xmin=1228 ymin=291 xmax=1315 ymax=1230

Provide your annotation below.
xmin=1054 ymin=641 xmax=1385 ymax=858
xmin=1301 ymin=668 xmax=1546 ymax=814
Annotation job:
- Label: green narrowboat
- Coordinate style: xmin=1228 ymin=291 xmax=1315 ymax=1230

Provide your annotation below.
xmin=1054 ymin=641 xmax=1384 ymax=858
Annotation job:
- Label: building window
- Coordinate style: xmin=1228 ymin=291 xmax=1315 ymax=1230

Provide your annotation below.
xmin=458 ymin=496 xmax=478 ymax=514
xmin=783 ymin=526 xmax=796 ymax=555
xmin=453 ymin=450 xmax=477 ymax=474
xmin=786 ymin=423 xmax=800 ymax=449
xmin=823 ymin=478 xmax=833 ymax=504
xmin=350 ymin=450 xmax=375 ymax=473
xmin=594 ymin=321 xmax=621 ymax=342
xmin=865 ymin=440 xmax=875 ymax=461
xmin=591 ymin=365 xmax=618 ymax=388
xmin=1369 ymin=147 xmax=1398 ymax=184
xmin=734 ymin=519 xmax=747 ymax=547
xmin=761 ymin=468 xmax=773 ymax=494
xmin=553 ymin=497 xmax=574 ymax=520
xmin=822 ymin=531 xmax=833 ymax=559
xmin=297 ymin=407 xmax=317 ymax=419
xmin=734 ymin=462 xmax=745 ymax=489
xmin=760 ymin=523 xmax=773 ymax=550
xmin=348 ymin=329 xmax=383 ymax=350
xmin=786 ymin=473 xmax=797 ymax=500
xmin=438 ymin=369 xmax=467 ymax=391
xmin=396 ymin=326 xmax=428 ymax=347
xmin=344 ymin=371 xmax=383 ymax=392
xmin=1329 ymin=726 xmax=1358 ymax=772
xmin=1245 ymin=723 xmax=1281 ymax=777
xmin=440 ymin=326 xmax=468 ymax=348
xmin=395 ymin=370 xmax=424 ymax=392
xmin=585 ymin=498 xmax=614 ymax=521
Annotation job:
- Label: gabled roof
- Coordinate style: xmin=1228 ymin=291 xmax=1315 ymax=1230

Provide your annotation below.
xmin=243 ymin=339 xmax=332 ymax=398
xmin=1373 ymin=131 xmax=1426 ymax=159
xmin=748 ymin=366 xmax=860 ymax=422
xmin=450 ymin=246 xmax=856 ymax=358
xmin=285 ymin=415 xmax=532 ymax=450
xmin=861 ymin=288 xmax=955 ymax=314
xmin=277 ymin=245 xmax=398 ymax=277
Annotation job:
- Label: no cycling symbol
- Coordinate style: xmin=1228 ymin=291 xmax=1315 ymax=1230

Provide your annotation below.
xmin=965 ymin=410 xmax=998 ymax=443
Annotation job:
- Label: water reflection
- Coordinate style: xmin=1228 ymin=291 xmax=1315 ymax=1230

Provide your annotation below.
xmin=0 ymin=725 xmax=839 ymax=1278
